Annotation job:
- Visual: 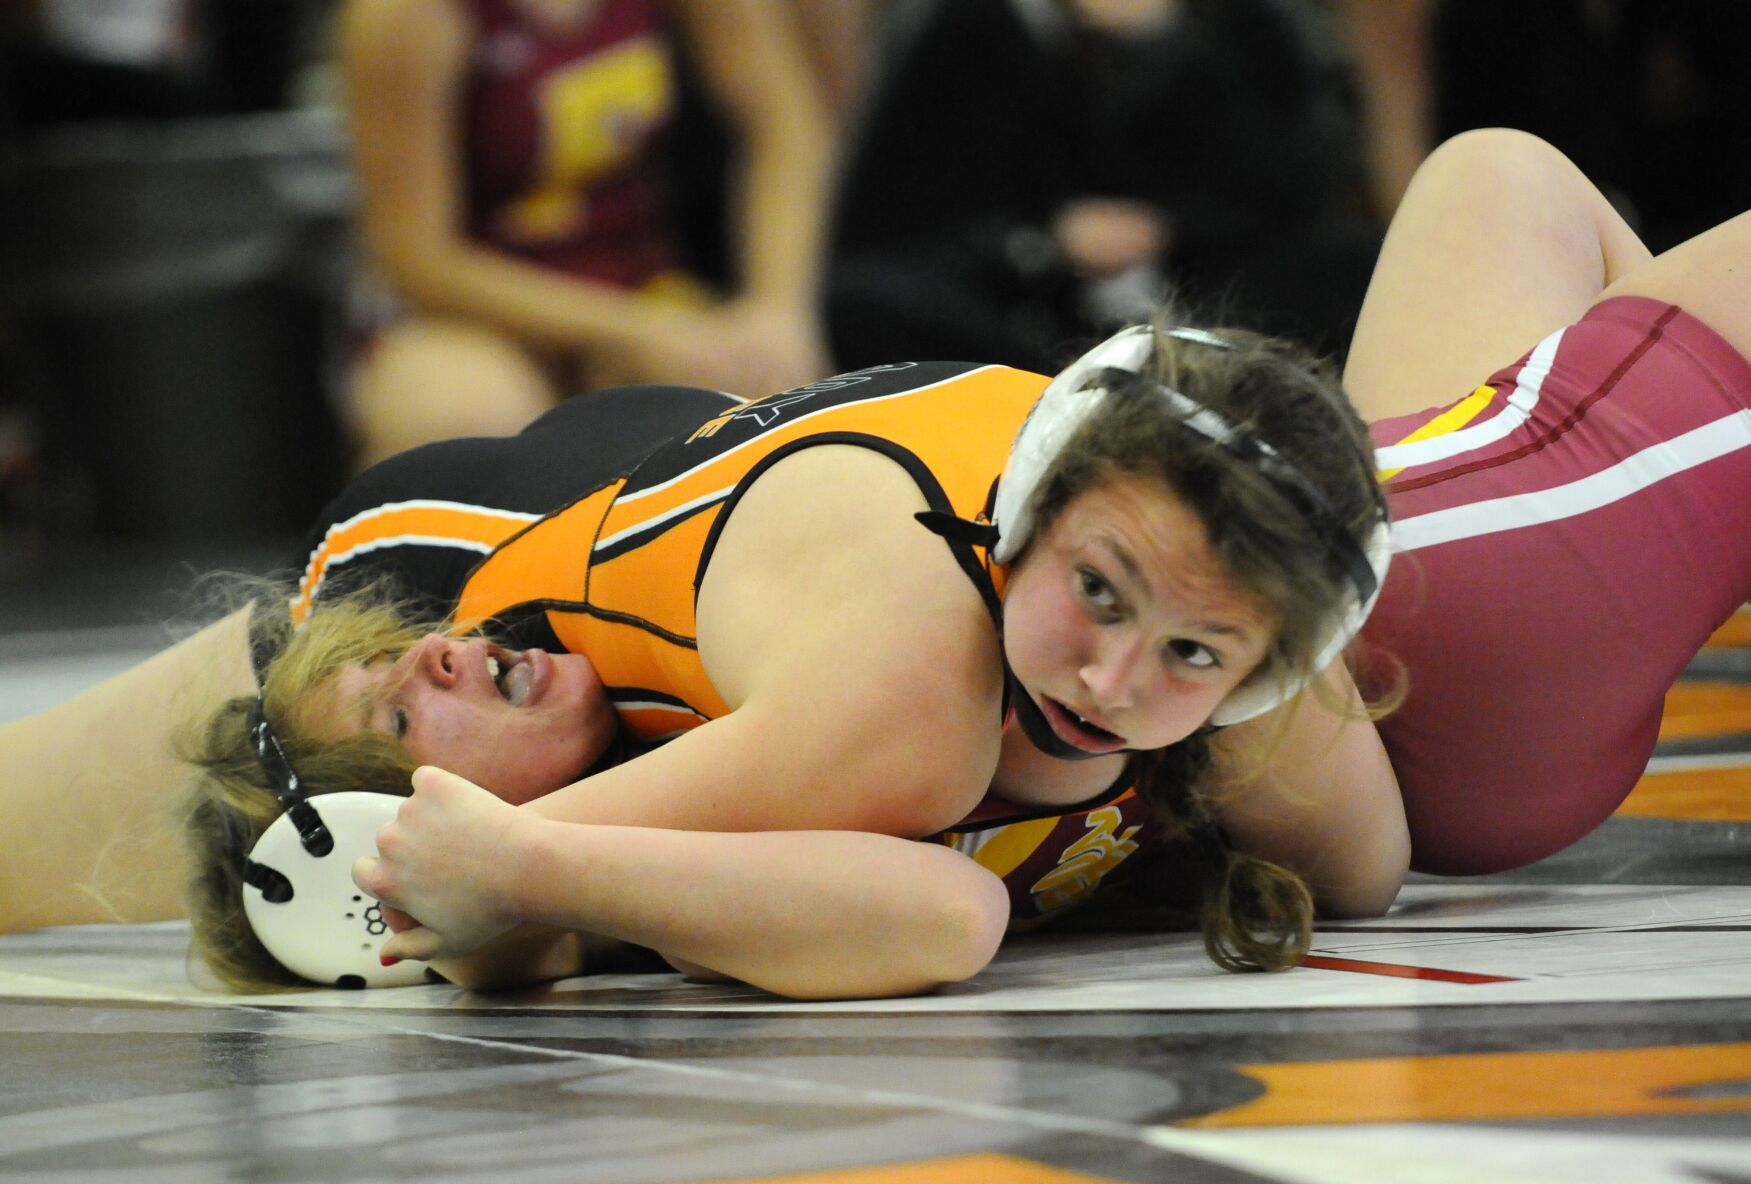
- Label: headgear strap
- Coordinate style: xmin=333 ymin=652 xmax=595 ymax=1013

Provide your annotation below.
xmin=247 ymin=697 xmax=333 ymax=857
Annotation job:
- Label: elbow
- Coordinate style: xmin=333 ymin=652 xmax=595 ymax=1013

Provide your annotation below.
xmin=910 ymin=866 xmax=1010 ymax=988
xmin=1318 ymin=838 xmax=1410 ymax=920
xmin=758 ymin=863 xmax=1010 ymax=1002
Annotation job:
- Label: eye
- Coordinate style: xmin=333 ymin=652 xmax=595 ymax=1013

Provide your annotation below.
xmin=1076 ymin=567 xmax=1120 ymax=611
xmin=391 ymin=707 xmax=409 ymax=741
xmin=1166 ymin=639 xmax=1220 ymax=670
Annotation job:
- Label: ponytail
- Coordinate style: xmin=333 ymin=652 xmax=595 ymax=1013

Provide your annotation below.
xmin=1133 ymin=739 xmax=1313 ymax=972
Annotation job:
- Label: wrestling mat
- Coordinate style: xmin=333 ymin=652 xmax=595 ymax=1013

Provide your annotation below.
xmin=1 ymin=618 xmax=1747 ymax=1184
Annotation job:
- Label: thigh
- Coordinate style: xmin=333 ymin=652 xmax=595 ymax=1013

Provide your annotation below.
xmin=1343 ymin=129 xmax=1651 ymax=421
xmin=1600 ymin=208 xmax=1751 ymax=364
xmin=1360 ymin=299 xmax=1751 ymax=873
xmin=349 ymin=318 xmax=560 ymax=468
xmin=0 ymin=611 xmax=257 ymax=931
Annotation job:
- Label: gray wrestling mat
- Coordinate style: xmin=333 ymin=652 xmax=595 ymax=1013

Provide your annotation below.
xmin=1 ymin=597 xmax=1747 ymax=1183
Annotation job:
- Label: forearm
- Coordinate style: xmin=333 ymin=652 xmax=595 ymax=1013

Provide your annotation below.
xmin=376 ymin=238 xmax=692 ymax=357
xmin=731 ymin=94 xmax=832 ymax=307
xmin=525 ymin=695 xmax=992 ymax=840
xmin=502 ymin=822 xmax=1009 ymax=999
xmin=1214 ymin=666 xmax=1410 ymax=918
xmin=679 ymin=0 xmax=832 ymax=308
xmin=430 ymin=924 xmax=644 ymax=992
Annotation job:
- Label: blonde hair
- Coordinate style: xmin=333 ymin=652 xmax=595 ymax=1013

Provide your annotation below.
xmin=177 ymin=579 xmax=431 ymax=991
xmin=1033 ymin=323 xmax=1388 ymax=971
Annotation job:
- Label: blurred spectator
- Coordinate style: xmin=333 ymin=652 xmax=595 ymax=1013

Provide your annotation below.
xmin=0 ymin=1 xmax=352 ymax=542
xmin=0 ymin=0 xmax=314 ymax=124
xmin=1341 ymin=0 xmax=1751 ymax=250
xmin=339 ymin=0 xmax=834 ymax=469
xmin=827 ymin=0 xmax=1380 ymax=374
xmin=784 ymin=0 xmax=889 ymax=128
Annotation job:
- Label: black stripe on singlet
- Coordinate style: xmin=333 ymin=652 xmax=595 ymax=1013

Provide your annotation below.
xmin=690 ymin=430 xmax=1005 ymax=630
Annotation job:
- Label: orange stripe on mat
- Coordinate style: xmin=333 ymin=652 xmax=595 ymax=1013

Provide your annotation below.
xmin=1619 ymin=766 xmax=1751 ymax=821
xmin=693 ymin=1155 xmax=1124 ymax=1184
xmin=1658 ymin=681 xmax=1751 ymax=741
xmin=1185 ymin=1043 xmax=1751 ymax=1128
xmin=1705 ymin=610 xmax=1751 ymax=648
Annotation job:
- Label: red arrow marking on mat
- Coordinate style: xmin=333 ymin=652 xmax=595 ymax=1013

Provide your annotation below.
xmin=1301 ymin=955 xmax=1521 ymax=984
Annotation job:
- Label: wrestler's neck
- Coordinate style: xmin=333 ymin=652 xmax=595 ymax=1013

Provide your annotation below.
xmin=991 ymin=719 xmax=1128 ymax=807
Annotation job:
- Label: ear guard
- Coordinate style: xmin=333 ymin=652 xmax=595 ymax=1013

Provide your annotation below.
xmin=239 ymin=700 xmax=426 ymax=988
xmin=991 ymin=325 xmax=1392 ymax=727
xmin=242 ymin=791 xmax=427 ymax=988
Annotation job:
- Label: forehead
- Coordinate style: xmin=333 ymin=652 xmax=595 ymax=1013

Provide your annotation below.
xmin=302 ymin=657 xmax=393 ymax=744
xmin=1059 ymin=474 xmax=1277 ymax=631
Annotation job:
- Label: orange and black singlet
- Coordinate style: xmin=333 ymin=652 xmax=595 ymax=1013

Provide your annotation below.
xmin=294 ymin=372 xmax=1161 ymax=923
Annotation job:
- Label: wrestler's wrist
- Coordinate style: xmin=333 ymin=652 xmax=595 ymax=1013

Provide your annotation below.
xmin=494 ymin=812 xmax=566 ymax=927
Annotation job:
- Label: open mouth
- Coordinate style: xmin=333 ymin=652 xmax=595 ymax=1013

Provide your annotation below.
xmin=1039 ymin=695 xmax=1126 ymax=753
xmin=485 ymin=648 xmax=549 ymax=707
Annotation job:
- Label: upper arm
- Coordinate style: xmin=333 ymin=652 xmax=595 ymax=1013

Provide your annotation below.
xmin=339 ymin=0 xmax=469 ymax=280
xmin=696 ymin=446 xmax=1005 ymax=835
xmin=527 ymin=446 xmax=1003 ymax=839
xmin=1211 ymin=661 xmax=1409 ymax=917
xmin=671 ymin=0 xmax=821 ymax=137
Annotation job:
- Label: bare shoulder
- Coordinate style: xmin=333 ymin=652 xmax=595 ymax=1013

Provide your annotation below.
xmin=697 ymin=445 xmax=1005 ymax=801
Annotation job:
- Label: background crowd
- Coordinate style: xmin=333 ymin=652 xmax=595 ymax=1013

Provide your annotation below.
xmin=0 ymin=0 xmax=1746 ymax=571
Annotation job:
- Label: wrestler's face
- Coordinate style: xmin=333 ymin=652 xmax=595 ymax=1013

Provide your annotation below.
xmin=327 ymin=635 xmax=616 ymax=804
xmin=1002 ymin=473 xmax=1275 ymax=754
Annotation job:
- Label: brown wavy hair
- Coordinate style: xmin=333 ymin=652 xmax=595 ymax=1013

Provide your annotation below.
xmin=1030 ymin=323 xmax=1388 ymax=971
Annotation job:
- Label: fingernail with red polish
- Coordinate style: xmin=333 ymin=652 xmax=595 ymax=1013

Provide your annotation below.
xmin=380 ymin=955 xmax=401 ymax=967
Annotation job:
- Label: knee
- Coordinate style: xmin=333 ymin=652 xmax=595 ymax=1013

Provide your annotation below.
xmin=1417 ymin=128 xmax=1574 ymax=193
xmin=349 ymin=320 xmax=557 ymax=462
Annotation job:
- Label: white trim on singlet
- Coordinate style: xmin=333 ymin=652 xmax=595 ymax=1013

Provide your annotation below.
xmin=612 ymin=365 xmax=1006 ymax=505
xmin=592 ymin=486 xmax=735 ymax=555
xmin=590 ymin=365 xmax=1014 ymax=555
xmin=1373 ymin=328 xmax=1563 ymax=473
xmin=1392 ymin=409 xmax=1751 ymax=553
xmin=296 ymin=499 xmax=541 ymax=611
xmin=321 ymin=497 xmax=541 ymax=535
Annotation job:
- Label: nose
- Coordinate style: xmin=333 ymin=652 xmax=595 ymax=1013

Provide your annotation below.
xmin=1079 ymin=632 xmax=1144 ymax=713
xmin=408 ymin=633 xmax=460 ymax=689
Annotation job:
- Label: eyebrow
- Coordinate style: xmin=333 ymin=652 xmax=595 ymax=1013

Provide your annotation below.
xmin=1094 ymin=535 xmax=1260 ymax=642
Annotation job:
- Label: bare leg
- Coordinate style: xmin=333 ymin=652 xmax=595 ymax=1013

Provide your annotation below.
xmin=0 ymin=610 xmax=257 ymax=932
xmin=1343 ymin=128 xmax=1652 ymax=422
xmin=1598 ymin=209 xmax=1751 ymax=362
xmin=347 ymin=318 xmax=559 ymax=470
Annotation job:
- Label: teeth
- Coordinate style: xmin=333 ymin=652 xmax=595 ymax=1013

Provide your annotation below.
xmin=487 ymin=655 xmax=502 ymax=682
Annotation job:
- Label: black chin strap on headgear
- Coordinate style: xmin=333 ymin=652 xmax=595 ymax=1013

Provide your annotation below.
xmin=1005 ymin=664 xmax=1121 ymax=761
xmin=915 ymin=509 xmax=1127 ymax=763
xmin=246 ymin=698 xmax=333 ymax=858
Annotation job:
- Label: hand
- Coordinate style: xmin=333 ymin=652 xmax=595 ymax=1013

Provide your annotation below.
xmin=352 ymin=766 xmax=530 ymax=963
xmin=1053 ymin=198 xmax=1170 ymax=277
xmin=602 ymin=299 xmax=833 ymax=397
xmin=715 ymin=297 xmax=835 ymax=393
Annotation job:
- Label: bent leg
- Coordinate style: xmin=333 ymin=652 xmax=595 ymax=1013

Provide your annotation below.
xmin=1344 ymin=128 xmax=1651 ymax=421
xmin=0 ymin=610 xmax=257 ymax=931
xmin=346 ymin=319 xmax=559 ymax=470
xmin=1599 ymin=209 xmax=1751 ymax=362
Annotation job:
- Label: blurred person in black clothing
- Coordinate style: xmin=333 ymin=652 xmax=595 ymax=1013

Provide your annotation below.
xmin=826 ymin=0 xmax=1381 ymax=373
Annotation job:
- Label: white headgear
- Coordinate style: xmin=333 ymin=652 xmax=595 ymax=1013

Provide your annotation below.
xmin=991 ymin=325 xmax=1392 ymax=726
xmin=240 ymin=703 xmax=427 ymax=988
